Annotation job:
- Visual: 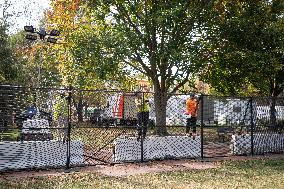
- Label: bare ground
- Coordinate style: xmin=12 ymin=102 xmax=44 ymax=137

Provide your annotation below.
xmin=0 ymin=153 xmax=283 ymax=180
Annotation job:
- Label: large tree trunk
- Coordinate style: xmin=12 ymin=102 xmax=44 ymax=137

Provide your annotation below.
xmin=153 ymin=91 xmax=168 ymax=136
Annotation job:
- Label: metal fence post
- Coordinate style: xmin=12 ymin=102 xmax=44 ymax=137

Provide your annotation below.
xmin=250 ymin=97 xmax=254 ymax=156
xmin=200 ymin=94 xmax=204 ymax=159
xmin=140 ymin=92 xmax=144 ymax=162
xmin=66 ymin=87 xmax=72 ymax=169
xmin=122 ymin=92 xmax=125 ymax=127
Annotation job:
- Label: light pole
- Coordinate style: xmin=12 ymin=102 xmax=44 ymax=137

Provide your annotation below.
xmin=24 ymin=25 xmax=60 ymax=110
xmin=24 ymin=26 xmax=60 ymax=87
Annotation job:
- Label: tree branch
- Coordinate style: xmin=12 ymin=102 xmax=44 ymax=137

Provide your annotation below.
xmin=169 ymin=71 xmax=190 ymax=95
xmin=122 ymin=59 xmax=146 ymax=75
xmin=115 ymin=3 xmax=144 ymax=41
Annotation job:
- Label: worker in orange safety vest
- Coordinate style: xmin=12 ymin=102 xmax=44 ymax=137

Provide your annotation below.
xmin=185 ymin=93 xmax=199 ymax=135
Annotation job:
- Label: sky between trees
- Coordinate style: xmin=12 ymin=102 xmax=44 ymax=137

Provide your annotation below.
xmin=0 ymin=0 xmax=50 ymax=33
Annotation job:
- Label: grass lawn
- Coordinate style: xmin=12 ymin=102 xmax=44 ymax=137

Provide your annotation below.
xmin=0 ymin=129 xmax=19 ymax=141
xmin=1 ymin=158 xmax=284 ymax=189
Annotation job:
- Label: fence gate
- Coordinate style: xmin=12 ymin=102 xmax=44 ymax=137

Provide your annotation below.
xmin=201 ymin=95 xmax=253 ymax=158
xmin=69 ymin=90 xmax=137 ymax=166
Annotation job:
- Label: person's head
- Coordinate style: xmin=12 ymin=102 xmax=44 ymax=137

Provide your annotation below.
xmin=189 ymin=93 xmax=195 ymax=99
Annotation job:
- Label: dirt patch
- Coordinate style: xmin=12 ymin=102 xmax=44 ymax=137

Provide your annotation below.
xmin=83 ymin=160 xmax=219 ymax=177
xmin=1 ymin=154 xmax=283 ymax=180
xmin=0 ymin=160 xmax=218 ymax=180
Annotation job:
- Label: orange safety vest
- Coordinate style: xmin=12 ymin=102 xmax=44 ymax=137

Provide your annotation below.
xmin=185 ymin=98 xmax=198 ymax=117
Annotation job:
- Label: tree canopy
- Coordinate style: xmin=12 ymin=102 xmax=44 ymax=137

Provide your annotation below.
xmin=2 ymin=0 xmax=284 ymax=131
xmin=201 ymin=0 xmax=284 ymax=96
xmin=65 ymin=0 xmax=211 ymax=134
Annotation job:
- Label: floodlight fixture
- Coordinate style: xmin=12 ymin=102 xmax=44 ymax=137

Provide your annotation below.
xmin=24 ymin=26 xmax=60 ymax=44
xmin=24 ymin=25 xmax=35 ymax=33
xmin=47 ymin=37 xmax=57 ymax=44
xmin=49 ymin=29 xmax=60 ymax=36
xmin=25 ymin=34 xmax=37 ymax=40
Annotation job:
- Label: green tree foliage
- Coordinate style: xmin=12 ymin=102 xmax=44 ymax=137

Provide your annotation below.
xmin=74 ymin=0 xmax=211 ymax=135
xmin=201 ymin=0 xmax=284 ymax=97
xmin=0 ymin=0 xmax=17 ymax=83
xmin=199 ymin=0 xmax=284 ymax=128
xmin=46 ymin=0 xmax=135 ymax=122
xmin=0 ymin=25 xmax=17 ymax=82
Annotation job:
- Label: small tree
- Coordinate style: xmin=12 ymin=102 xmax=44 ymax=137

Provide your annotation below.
xmin=0 ymin=1 xmax=17 ymax=83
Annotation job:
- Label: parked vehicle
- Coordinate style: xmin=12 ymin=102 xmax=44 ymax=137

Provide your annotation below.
xmin=90 ymin=93 xmax=138 ymax=127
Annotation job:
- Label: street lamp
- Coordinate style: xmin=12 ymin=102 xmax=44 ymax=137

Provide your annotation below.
xmin=24 ymin=26 xmax=60 ymax=85
xmin=24 ymin=25 xmax=35 ymax=33
xmin=24 ymin=25 xmax=60 ymax=42
xmin=24 ymin=25 xmax=60 ymax=110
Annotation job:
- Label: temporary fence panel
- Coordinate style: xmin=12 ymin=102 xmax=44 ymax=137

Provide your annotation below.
xmin=0 ymin=86 xmax=83 ymax=171
xmin=1 ymin=85 xmax=284 ymax=172
xmin=201 ymin=96 xmax=253 ymax=158
xmin=69 ymin=90 xmax=137 ymax=165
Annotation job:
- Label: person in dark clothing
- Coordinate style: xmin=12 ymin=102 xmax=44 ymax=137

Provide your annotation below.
xmin=135 ymin=92 xmax=149 ymax=140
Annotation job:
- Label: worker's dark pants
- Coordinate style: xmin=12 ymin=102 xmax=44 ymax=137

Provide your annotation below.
xmin=186 ymin=117 xmax=197 ymax=134
xmin=137 ymin=111 xmax=149 ymax=140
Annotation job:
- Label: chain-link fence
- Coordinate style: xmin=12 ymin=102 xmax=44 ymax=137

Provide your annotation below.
xmin=0 ymin=85 xmax=283 ymax=171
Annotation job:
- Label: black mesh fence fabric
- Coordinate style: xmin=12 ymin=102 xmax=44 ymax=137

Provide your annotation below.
xmin=69 ymin=90 xmax=137 ymax=165
xmin=251 ymin=97 xmax=284 ymax=154
xmin=137 ymin=93 xmax=201 ymax=161
xmin=0 ymin=86 xmax=71 ymax=171
xmin=0 ymin=85 xmax=284 ymax=171
xmin=201 ymin=95 xmax=253 ymax=157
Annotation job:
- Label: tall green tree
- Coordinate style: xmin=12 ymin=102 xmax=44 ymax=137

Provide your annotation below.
xmin=201 ymin=0 xmax=284 ymax=97
xmin=201 ymin=0 xmax=284 ymax=127
xmin=75 ymin=1 xmax=211 ymax=135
